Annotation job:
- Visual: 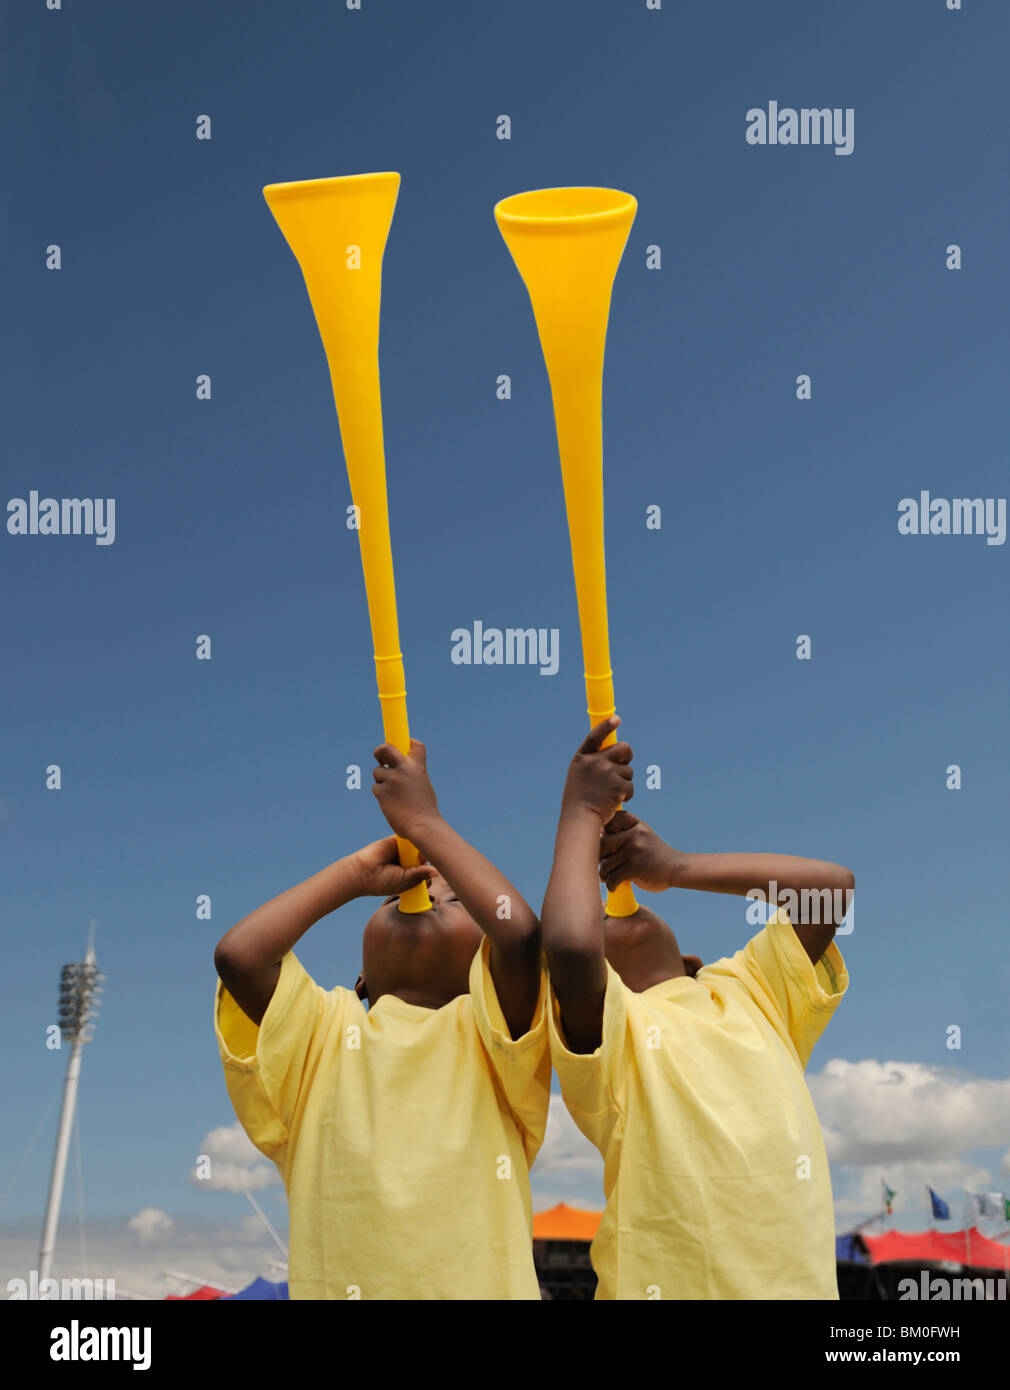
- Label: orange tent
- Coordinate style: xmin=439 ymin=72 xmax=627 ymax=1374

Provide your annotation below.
xmin=532 ymin=1202 xmax=602 ymax=1242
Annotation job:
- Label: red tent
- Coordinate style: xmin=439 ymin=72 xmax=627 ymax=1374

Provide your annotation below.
xmin=863 ymin=1227 xmax=1010 ymax=1271
xmin=165 ymin=1285 xmax=224 ymax=1300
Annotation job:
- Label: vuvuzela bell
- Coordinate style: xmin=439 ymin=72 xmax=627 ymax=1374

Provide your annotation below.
xmin=264 ymin=171 xmax=430 ymax=912
xmin=495 ymin=186 xmax=639 ymax=917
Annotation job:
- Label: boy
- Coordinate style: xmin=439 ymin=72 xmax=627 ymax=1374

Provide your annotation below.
xmin=542 ymin=717 xmax=852 ymax=1300
xmin=213 ymin=738 xmax=549 ymax=1299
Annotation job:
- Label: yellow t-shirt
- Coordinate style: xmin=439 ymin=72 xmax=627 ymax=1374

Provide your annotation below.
xmin=548 ymin=909 xmax=848 ymax=1300
xmin=215 ymin=936 xmax=550 ymax=1300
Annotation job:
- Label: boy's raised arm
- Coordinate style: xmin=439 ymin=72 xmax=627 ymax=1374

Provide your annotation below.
xmin=213 ymin=840 xmax=432 ymax=1026
xmin=541 ymin=718 xmax=634 ymax=1053
xmin=599 ymin=812 xmax=854 ymax=965
xmin=371 ymin=739 xmax=542 ymax=1039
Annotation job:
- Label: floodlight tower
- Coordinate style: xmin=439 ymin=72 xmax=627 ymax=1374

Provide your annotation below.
xmin=38 ymin=922 xmax=105 ymax=1282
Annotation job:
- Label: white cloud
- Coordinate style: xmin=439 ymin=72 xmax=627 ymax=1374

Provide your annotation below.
xmin=808 ymin=1060 xmax=1010 ymax=1228
xmin=829 ymin=1157 xmax=996 ymax=1222
xmin=530 ymin=1094 xmax=604 ymax=1211
xmin=809 ymin=1060 xmax=1010 ymax=1166
xmin=188 ymin=1124 xmax=280 ymax=1194
xmin=126 ymin=1208 xmax=173 ymax=1244
xmin=239 ymin=1212 xmax=273 ymax=1241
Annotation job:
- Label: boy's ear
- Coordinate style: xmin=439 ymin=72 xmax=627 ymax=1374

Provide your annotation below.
xmin=354 ymin=972 xmax=368 ymax=1001
xmin=683 ymin=955 xmax=703 ymax=978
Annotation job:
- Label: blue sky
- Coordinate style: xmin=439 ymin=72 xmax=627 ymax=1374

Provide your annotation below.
xmin=2 ymin=0 xmax=1008 ymax=1288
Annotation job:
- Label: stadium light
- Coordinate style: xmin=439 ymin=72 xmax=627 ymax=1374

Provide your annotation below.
xmin=38 ymin=923 xmax=105 ymax=1283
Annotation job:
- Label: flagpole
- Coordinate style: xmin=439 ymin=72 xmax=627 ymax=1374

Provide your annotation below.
xmin=846 ymin=1210 xmax=887 ymax=1235
xmin=243 ymin=1189 xmax=288 ymax=1260
xmin=964 ymin=1196 xmax=972 ymax=1268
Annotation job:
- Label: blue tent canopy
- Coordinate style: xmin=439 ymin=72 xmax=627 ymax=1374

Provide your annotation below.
xmin=222 ymin=1275 xmax=289 ymax=1300
xmin=836 ymin=1234 xmax=867 ymax=1264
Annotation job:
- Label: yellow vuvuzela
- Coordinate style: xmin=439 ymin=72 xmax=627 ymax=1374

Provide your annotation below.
xmin=264 ymin=171 xmax=430 ymax=913
xmin=495 ymin=186 xmax=639 ymax=917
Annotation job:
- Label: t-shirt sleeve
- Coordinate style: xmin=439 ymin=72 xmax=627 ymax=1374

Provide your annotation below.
xmin=712 ymin=907 xmax=848 ymax=1068
xmin=214 ymin=951 xmax=337 ymax=1159
xmin=469 ymin=937 xmax=551 ymax=1167
xmin=546 ymin=958 xmax=629 ymax=1128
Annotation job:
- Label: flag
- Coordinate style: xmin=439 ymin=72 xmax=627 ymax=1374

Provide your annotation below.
xmin=968 ymin=1192 xmax=1005 ymax=1220
xmin=927 ymin=1187 xmax=950 ymax=1221
xmin=882 ymin=1179 xmax=896 ymax=1215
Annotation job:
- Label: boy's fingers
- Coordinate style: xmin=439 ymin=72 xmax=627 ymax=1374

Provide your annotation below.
xmin=601 ymin=740 xmax=633 ymax=764
xmin=600 ymin=824 xmax=636 ymax=857
xmin=401 ymin=863 xmax=433 ymax=886
xmin=604 ymin=809 xmax=639 ymax=834
xmin=373 ymin=742 xmax=405 ymax=768
xmin=407 ymin=738 xmax=427 ymax=762
xmin=601 ymin=863 xmax=628 ymax=890
xmin=599 ymin=848 xmax=629 ymax=881
xmin=577 ymin=716 xmax=620 ymax=755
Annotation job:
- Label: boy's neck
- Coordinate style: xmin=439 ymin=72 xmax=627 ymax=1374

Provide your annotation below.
xmin=603 ymin=913 xmax=691 ymax=993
